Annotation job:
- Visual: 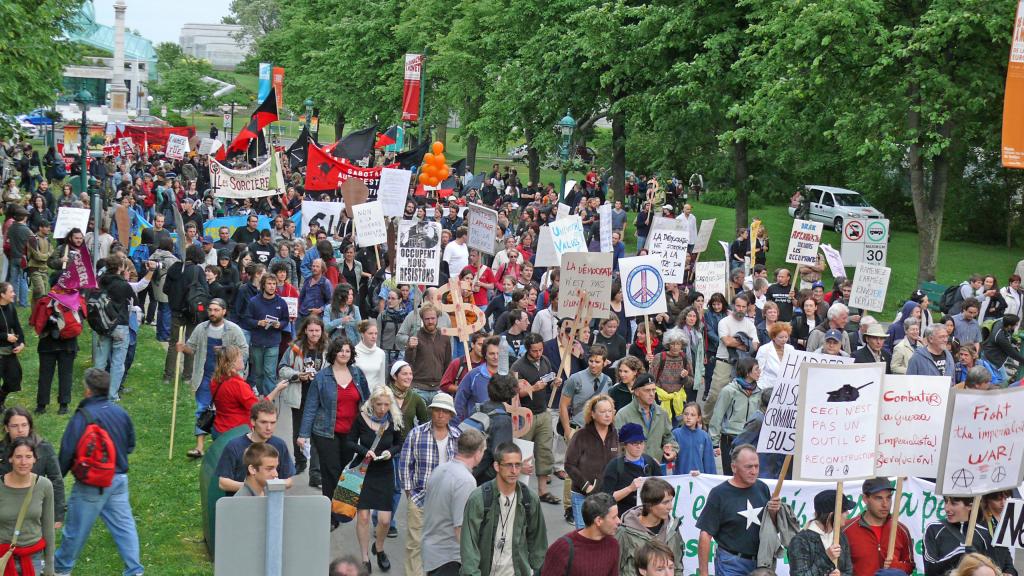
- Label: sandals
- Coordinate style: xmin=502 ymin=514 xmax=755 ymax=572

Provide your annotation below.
xmin=187 ymin=449 xmax=204 ymax=459
xmin=554 ymin=470 xmax=569 ymax=480
xmin=539 ymin=493 xmax=561 ymax=505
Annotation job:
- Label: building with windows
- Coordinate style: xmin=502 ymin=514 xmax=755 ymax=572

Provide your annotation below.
xmin=179 ymin=23 xmax=249 ymax=70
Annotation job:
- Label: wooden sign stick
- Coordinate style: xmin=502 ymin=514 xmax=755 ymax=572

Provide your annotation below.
xmin=61 ymin=244 xmax=69 ymax=271
xmin=168 ymin=326 xmax=185 ymax=460
xmin=643 ymin=314 xmax=653 ymax=356
xmin=772 ymin=454 xmax=793 ymax=499
xmin=885 ymin=476 xmax=904 ymax=564
xmin=964 ymin=494 xmax=983 ymax=547
xmin=549 ymin=292 xmax=590 ymax=410
xmin=833 ymin=481 xmax=845 ymax=567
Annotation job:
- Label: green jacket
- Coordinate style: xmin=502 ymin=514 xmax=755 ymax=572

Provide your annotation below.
xmin=616 ymin=505 xmax=684 ymax=576
xmin=26 ymin=233 xmax=52 ymax=271
xmin=459 ymin=480 xmax=547 ymax=576
xmin=708 ymin=379 xmax=763 ymax=446
xmin=613 ymin=399 xmax=678 ymax=461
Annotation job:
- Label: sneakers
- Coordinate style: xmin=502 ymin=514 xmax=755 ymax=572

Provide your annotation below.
xmin=34 ymin=405 xmax=46 ymax=415
xmin=57 ymin=404 xmax=69 ymax=415
xmin=387 ymin=526 xmax=398 ymax=538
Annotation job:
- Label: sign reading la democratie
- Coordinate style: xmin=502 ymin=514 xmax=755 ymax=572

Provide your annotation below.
xmin=558 ymin=252 xmax=613 ymax=320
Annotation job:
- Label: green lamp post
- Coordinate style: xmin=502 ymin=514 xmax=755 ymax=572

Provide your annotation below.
xmin=74 ymin=88 xmax=92 ymax=196
xmin=304 ymin=97 xmax=314 ymax=132
xmin=556 ymin=110 xmax=576 ymax=202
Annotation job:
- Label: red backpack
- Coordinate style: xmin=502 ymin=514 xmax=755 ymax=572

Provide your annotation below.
xmin=71 ymin=408 xmax=116 ymax=488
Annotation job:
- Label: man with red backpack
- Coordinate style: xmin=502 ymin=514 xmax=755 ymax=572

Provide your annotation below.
xmin=54 ymin=368 xmax=143 ymax=576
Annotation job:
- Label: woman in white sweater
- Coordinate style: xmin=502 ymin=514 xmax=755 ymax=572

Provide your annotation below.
xmin=354 ymin=320 xmax=388 ymax=391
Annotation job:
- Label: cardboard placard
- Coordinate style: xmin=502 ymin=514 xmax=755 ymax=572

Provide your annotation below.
xmin=876 ymin=375 xmax=950 ymax=477
xmin=693 ymin=218 xmax=716 ymax=253
xmin=352 ymin=202 xmax=387 ymax=247
xmin=548 ymin=216 xmax=587 ymax=258
xmin=282 ymin=297 xmax=298 ymax=319
xmin=598 ymin=203 xmax=613 ymax=253
xmin=694 ymin=261 xmax=728 ymax=298
xmin=340 ymin=178 xmax=370 ymax=218
xmin=558 ymin=252 xmax=613 ymax=320
xmin=300 ymin=201 xmax=346 ymax=236
xmin=936 ymin=387 xmax=1024 ymax=496
xmin=467 ymin=204 xmax=499 ymax=255
xmin=166 ymin=133 xmax=190 ymax=160
xmin=785 ymin=219 xmax=824 ymax=265
xmin=395 ymin=220 xmax=443 ymax=286
xmin=378 ymin=168 xmax=412 ymax=218
xmin=535 ymin=225 xmax=559 ymax=268
xmin=53 ymin=207 xmax=91 ymax=239
xmin=646 ymin=216 xmax=688 ymax=283
xmin=619 ymin=255 xmax=667 ymax=317
xmin=849 ymin=262 xmax=891 ymax=312
xmin=820 ymin=243 xmax=847 ymax=279
xmin=197 ymin=138 xmax=222 ymax=156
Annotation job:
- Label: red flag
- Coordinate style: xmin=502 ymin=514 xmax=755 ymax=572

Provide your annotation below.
xmin=224 ymin=117 xmax=261 ymax=159
xmin=305 ymin=142 xmax=398 ymax=198
xmin=253 ymin=87 xmax=279 ymax=131
xmin=375 ymin=132 xmax=396 ymax=149
xmin=402 ymin=54 xmax=423 ymax=121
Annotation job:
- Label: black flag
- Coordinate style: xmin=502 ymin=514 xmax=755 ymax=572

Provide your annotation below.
xmin=286 ymin=125 xmax=310 ymax=170
xmin=396 ymin=139 xmax=430 ymax=170
xmin=450 ymin=158 xmax=466 ymax=178
xmin=331 ymin=124 xmax=376 ymax=163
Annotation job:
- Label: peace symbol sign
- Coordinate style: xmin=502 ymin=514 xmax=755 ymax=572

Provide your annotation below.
xmin=625 ymin=264 xmax=664 ymax=310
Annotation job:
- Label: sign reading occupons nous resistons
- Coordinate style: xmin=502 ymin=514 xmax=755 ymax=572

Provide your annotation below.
xmin=646 ymin=216 xmax=688 ymax=283
xmin=936 ymin=387 xmax=1024 ymax=497
xmin=795 ymin=362 xmax=884 ymax=481
xmin=395 ymin=220 xmax=443 ymax=286
xmin=548 ymin=215 xmax=587 ymax=258
xmin=757 ymin=350 xmax=854 ymax=455
xmin=785 ymin=219 xmax=824 ymax=265
xmin=352 ymin=202 xmax=386 ymax=247
xmin=694 ymin=261 xmax=728 ymax=299
xmin=558 ymin=252 xmax=613 ymax=320
xmin=876 ymin=375 xmax=950 ymax=477
xmin=619 ymin=255 xmax=667 ymax=318
xmin=467 ymin=204 xmax=499 ymax=255
xmin=849 ymin=262 xmax=892 ymax=312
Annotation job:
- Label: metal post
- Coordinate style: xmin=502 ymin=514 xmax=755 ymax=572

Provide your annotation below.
xmin=229 ymin=102 xmax=236 ymax=141
xmin=265 ymin=479 xmax=287 ymax=576
xmin=79 ymin=107 xmax=88 ymax=197
xmin=418 ymin=48 xmax=428 ymax=144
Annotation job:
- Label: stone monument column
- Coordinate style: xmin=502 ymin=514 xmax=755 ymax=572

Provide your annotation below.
xmin=108 ymin=0 xmax=129 ymax=120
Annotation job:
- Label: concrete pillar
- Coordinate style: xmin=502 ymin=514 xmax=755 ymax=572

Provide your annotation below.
xmin=108 ymin=0 xmax=129 ymax=120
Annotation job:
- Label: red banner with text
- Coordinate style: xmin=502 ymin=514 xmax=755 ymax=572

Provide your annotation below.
xmin=402 ymin=54 xmax=423 ymax=122
xmin=1003 ymin=0 xmax=1024 ymax=168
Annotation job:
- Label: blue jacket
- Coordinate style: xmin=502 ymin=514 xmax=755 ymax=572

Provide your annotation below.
xmin=672 ymin=425 xmax=716 ymax=474
xmin=231 ymin=282 xmax=260 ymax=324
xmin=299 ymin=365 xmax=371 ymax=439
xmin=298 ymin=276 xmax=333 ymax=317
xmin=906 ymin=345 xmax=956 ymax=386
xmin=455 ymin=364 xmax=494 ymax=424
xmin=244 ymin=293 xmax=290 ymax=348
xmin=59 ymin=395 xmax=135 ymax=475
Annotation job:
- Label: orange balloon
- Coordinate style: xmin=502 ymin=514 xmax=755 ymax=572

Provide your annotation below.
xmin=418 ymin=172 xmax=429 ymax=184
xmin=428 ymin=176 xmax=440 ymax=187
xmin=423 ymin=164 xmax=437 ymax=178
xmin=433 ymin=153 xmax=446 ymax=166
xmin=432 ymin=141 xmax=444 ymax=155
xmin=423 ymin=152 xmax=435 ymax=165
xmin=439 ymin=166 xmax=450 ymax=180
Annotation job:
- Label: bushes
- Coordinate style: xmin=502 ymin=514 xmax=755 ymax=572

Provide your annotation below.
xmin=701 ymin=188 xmax=767 ymax=209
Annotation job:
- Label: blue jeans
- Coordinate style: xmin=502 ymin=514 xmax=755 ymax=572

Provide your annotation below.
xmin=413 ymin=389 xmax=438 ymax=406
xmin=194 ymin=376 xmax=212 ymax=436
xmin=55 ymin=474 xmax=143 ymax=576
xmin=249 ymin=345 xmax=280 ymax=396
xmin=8 ymin=265 xmax=28 ymax=307
xmin=156 ymin=302 xmax=171 ymax=341
xmin=95 ymin=325 xmax=130 ymax=400
xmin=637 ymin=236 xmax=647 ymax=253
xmin=571 ymin=491 xmax=586 ymax=529
xmin=713 ymin=548 xmax=755 ymax=576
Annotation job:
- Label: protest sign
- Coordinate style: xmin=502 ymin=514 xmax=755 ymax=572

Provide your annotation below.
xmin=670 ymin=474 xmax=936 ymax=576
xmin=352 ymin=202 xmax=386 ymax=247
xmin=598 ymin=203 xmax=613 ymax=253
xmin=936 ymin=387 xmax=1024 ymax=496
xmin=396 ymin=220 xmax=443 ymax=286
xmin=282 ymin=297 xmax=298 ymax=319
xmin=694 ymin=218 xmax=716 ymax=253
xmin=619 ymin=255 xmax=667 ymax=317
xmin=118 ymin=137 xmax=134 ymax=155
xmin=548 ymin=216 xmax=586 ymax=258
xmin=785 ymin=219 xmax=824 ymax=265
xmin=876 ymin=376 xmax=950 ymax=477
xmin=377 ymin=167 xmax=412 ymax=217
xmin=210 ymin=158 xmax=275 ymax=199
xmin=197 ymin=138 xmax=221 ymax=156
xmin=53 ymin=207 xmax=91 ymax=240
xmin=467 ymin=204 xmax=499 ymax=255
xmin=563 ymin=180 xmax=577 ymax=200
xmin=757 ymin=350 xmax=854 ymax=455
xmin=558 ymin=252 xmax=613 ymax=320
xmin=694 ymin=261 xmax=728 ymax=299
xmin=556 ymin=202 xmax=572 ymax=220
xmin=646 ymin=216 xmax=688 ymax=283
xmin=994 ymin=498 xmax=1024 ymax=549
xmin=820 ymin=244 xmax=847 ymax=279
xmin=719 ymin=240 xmax=731 ymax=262
xmin=166 ymin=134 xmax=190 ymax=160
xmin=849 ymin=262 xmax=891 ymax=312
xmin=795 ymin=362 xmax=884 ymax=481
xmin=535 ymin=226 xmax=559 ymax=267
xmin=300 ymin=201 xmax=346 ymax=235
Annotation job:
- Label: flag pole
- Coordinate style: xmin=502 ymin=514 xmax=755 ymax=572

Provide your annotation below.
xmin=833 ymin=481 xmax=845 ymax=567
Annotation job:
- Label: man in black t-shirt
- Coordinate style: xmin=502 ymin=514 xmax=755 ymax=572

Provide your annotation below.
xmin=696 ymin=444 xmax=780 ymax=576
xmin=231 ymin=214 xmax=261 ymax=245
xmin=248 ymin=230 xmax=275 ymax=266
xmin=765 ymin=268 xmax=795 ymax=322
xmin=215 ymin=400 xmax=295 ymax=494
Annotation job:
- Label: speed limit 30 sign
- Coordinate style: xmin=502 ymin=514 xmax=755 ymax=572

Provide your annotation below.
xmin=841 ymin=218 xmax=888 ymax=267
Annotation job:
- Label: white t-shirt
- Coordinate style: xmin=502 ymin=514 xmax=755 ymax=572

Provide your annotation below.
xmin=491 ymin=492 xmax=517 ymax=576
xmin=444 ymin=241 xmax=469 ymax=279
xmin=435 ymin=436 xmax=450 ymax=466
xmin=676 ymin=213 xmax=698 ymax=245
xmin=716 ymin=314 xmax=759 ymax=360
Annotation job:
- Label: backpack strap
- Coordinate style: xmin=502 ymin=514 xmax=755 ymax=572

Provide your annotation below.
xmin=654 ymin=351 xmax=667 ymax=384
xmin=561 ymin=534 xmax=574 ymax=576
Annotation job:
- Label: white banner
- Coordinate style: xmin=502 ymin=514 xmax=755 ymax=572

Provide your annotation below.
xmin=53 ymin=207 xmax=91 ymax=239
xmin=820 ymin=243 xmax=846 ymax=279
xmin=647 ymin=216 xmax=688 ymax=283
xmin=876 ymin=376 xmax=950 ymax=477
xmin=166 ymin=133 xmax=190 ymax=160
xmin=694 ymin=261 xmax=728 ymax=299
xmin=694 ymin=218 xmax=716 ymax=253
xmin=757 ymin=349 xmax=855 ymax=455
xmin=850 ymin=262 xmax=891 ymax=312
xmin=599 ymin=203 xmax=613 ymax=253
xmin=558 ymin=252 xmax=613 ymax=320
xmin=535 ymin=225 xmax=559 ymax=268
xmin=396 ymin=220 xmax=442 ymax=286
xmin=378 ymin=168 xmax=411 ymax=218
xmin=785 ymin=219 xmax=824 ymax=265
xmin=300 ymin=201 xmax=346 ymax=236
xmin=467 ymin=204 xmax=499 ymax=255
xmin=353 ymin=202 xmax=387 ymax=247
xmin=936 ymin=387 xmax=1024 ymax=496
xmin=210 ymin=158 xmax=276 ymax=199
xmin=548 ymin=216 xmax=587 ymax=259
xmin=197 ymin=138 xmax=222 ymax=156
xmin=619 ymin=255 xmax=667 ymax=318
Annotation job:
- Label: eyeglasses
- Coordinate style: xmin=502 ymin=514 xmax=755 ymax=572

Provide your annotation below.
xmin=498 ymin=462 xmax=523 ymax=469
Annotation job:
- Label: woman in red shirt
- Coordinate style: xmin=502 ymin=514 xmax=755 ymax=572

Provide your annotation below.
xmin=210 ymin=345 xmax=286 ymax=437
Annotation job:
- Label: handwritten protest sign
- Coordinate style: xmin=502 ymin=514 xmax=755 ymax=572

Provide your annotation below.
xmin=757 ymin=350 xmax=854 ymax=455
xmin=849 ymin=262 xmax=891 ymax=312
xmin=467 ymin=204 xmax=499 ymax=255
xmin=876 ymin=375 xmax=950 ymax=477
xmin=119 ymin=137 xmax=135 ymax=155
xmin=693 ymin=218 xmax=716 ymax=253
xmin=785 ymin=219 xmax=824 ymax=265
xmin=936 ymin=387 xmax=1024 ymax=496
xmin=795 ymin=362 xmax=884 ymax=481
xmin=165 ymin=134 xmax=190 ymax=160
xmin=300 ymin=201 xmax=346 ymax=235
xmin=352 ymin=202 xmax=386 ymax=247
xmin=619 ymin=255 xmax=667 ymax=317
xmin=395 ymin=220 xmax=443 ymax=286
xmin=994 ymin=498 xmax=1024 ymax=549
xmin=197 ymin=138 xmax=221 ymax=156
xmin=599 ymin=203 xmax=613 ymax=253
xmin=646 ymin=216 xmax=688 ymax=283
xmin=378 ymin=168 xmax=412 ymax=217
xmin=53 ymin=207 xmax=91 ymax=240
xmin=548 ymin=216 xmax=586 ymax=258
xmin=820 ymin=244 xmax=847 ymax=279
xmin=282 ymin=297 xmax=298 ymax=319
xmin=559 ymin=252 xmax=613 ymax=319
xmin=694 ymin=261 xmax=728 ymax=299
xmin=535 ymin=225 xmax=559 ymax=267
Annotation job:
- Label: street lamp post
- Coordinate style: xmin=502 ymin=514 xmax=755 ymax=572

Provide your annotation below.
xmin=556 ymin=110 xmax=577 ymax=202
xmin=75 ymin=88 xmax=100 ymax=264
xmin=304 ymin=98 xmax=314 ymax=133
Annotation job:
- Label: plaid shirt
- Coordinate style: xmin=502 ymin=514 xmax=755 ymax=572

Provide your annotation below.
xmin=398 ymin=421 xmax=461 ymax=507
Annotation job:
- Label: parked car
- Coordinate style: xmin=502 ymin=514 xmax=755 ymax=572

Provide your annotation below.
xmin=788 ymin=184 xmax=884 ymax=231
xmin=508 ymin=144 xmax=529 ymax=162
xmin=1 ymin=114 xmax=39 ymax=139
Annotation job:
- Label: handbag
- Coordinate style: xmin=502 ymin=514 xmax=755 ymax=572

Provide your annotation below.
xmin=331 ymin=416 xmax=388 ymax=521
xmin=196 ymin=378 xmax=226 ymax=434
xmin=0 ymin=474 xmax=37 ymax=572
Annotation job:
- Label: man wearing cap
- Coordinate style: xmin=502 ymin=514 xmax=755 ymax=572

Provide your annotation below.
xmin=815 ymin=329 xmax=850 ymax=357
xmin=697 ymin=444 xmax=780 ymax=576
xmin=843 ymin=478 xmax=914 ymax=576
xmin=788 ymin=489 xmax=854 ymax=576
xmin=398 ymin=392 xmax=462 ymax=576
xmin=601 ymin=423 xmax=661 ymax=509
xmin=201 ymin=236 xmax=218 ymax=266
xmin=854 ymin=323 xmax=892 ymax=373
xmin=614 ymin=372 xmax=677 ymax=463
xmin=806 ymin=303 xmax=852 ymax=355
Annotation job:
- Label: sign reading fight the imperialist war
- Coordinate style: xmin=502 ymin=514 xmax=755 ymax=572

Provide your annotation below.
xmin=395 ymin=220 xmax=442 ymax=286
xmin=558 ymin=252 xmax=613 ymax=320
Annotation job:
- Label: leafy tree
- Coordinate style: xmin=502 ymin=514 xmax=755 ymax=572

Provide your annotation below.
xmin=0 ymin=0 xmax=80 ymax=117
xmin=228 ymin=0 xmax=281 ymax=44
xmin=149 ymin=56 xmax=218 ymax=123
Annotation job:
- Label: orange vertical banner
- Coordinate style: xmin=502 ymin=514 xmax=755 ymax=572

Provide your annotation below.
xmin=272 ymin=67 xmax=285 ymax=111
xmin=1002 ymin=0 xmax=1024 ymax=168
